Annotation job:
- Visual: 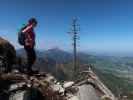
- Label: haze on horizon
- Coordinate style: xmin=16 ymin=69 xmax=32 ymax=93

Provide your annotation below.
xmin=0 ymin=0 xmax=133 ymax=56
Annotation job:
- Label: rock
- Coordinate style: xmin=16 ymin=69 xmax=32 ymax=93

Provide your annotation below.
xmin=63 ymin=81 xmax=74 ymax=88
xmin=0 ymin=70 xmax=117 ymax=100
xmin=0 ymin=37 xmax=16 ymax=72
xmin=0 ymin=72 xmax=66 ymax=100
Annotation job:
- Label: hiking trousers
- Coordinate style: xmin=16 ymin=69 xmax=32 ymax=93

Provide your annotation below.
xmin=24 ymin=46 xmax=36 ymax=71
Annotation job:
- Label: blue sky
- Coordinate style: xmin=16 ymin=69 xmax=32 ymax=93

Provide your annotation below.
xmin=0 ymin=0 xmax=133 ymax=54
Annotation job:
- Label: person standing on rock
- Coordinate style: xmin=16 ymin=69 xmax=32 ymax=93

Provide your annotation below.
xmin=21 ymin=18 xmax=37 ymax=73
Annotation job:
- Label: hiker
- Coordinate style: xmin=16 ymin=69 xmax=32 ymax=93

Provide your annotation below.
xmin=19 ymin=18 xmax=37 ymax=73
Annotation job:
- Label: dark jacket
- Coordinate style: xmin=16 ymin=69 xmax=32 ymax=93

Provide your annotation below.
xmin=22 ymin=24 xmax=35 ymax=48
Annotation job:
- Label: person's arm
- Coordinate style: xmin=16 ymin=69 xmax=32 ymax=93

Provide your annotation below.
xmin=22 ymin=24 xmax=33 ymax=33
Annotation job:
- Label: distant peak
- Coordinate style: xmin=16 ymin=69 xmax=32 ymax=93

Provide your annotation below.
xmin=47 ymin=47 xmax=63 ymax=52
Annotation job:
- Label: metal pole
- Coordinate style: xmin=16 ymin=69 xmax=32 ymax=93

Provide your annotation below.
xmin=73 ymin=19 xmax=77 ymax=76
xmin=68 ymin=18 xmax=79 ymax=80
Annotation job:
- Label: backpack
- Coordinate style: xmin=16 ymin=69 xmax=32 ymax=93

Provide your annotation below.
xmin=18 ymin=25 xmax=27 ymax=46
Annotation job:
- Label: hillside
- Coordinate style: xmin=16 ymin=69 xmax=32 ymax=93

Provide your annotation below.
xmin=16 ymin=48 xmax=133 ymax=98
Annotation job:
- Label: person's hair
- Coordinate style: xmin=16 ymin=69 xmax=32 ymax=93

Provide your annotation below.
xmin=28 ymin=18 xmax=37 ymax=25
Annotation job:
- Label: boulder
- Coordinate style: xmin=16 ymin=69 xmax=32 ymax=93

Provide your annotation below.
xmin=0 ymin=37 xmax=16 ymax=72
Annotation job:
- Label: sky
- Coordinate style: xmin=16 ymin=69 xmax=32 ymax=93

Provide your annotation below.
xmin=0 ymin=0 xmax=133 ymax=55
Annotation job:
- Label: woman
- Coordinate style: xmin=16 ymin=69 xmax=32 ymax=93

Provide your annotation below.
xmin=22 ymin=18 xmax=37 ymax=73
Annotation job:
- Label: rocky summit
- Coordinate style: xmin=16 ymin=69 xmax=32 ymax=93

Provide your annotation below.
xmin=0 ymin=37 xmax=116 ymax=100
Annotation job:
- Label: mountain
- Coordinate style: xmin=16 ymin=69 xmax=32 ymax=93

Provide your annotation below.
xmin=43 ymin=48 xmax=73 ymax=63
xmin=16 ymin=48 xmax=133 ymax=97
xmin=16 ymin=48 xmax=133 ymax=78
xmin=0 ymin=42 xmax=117 ymax=100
